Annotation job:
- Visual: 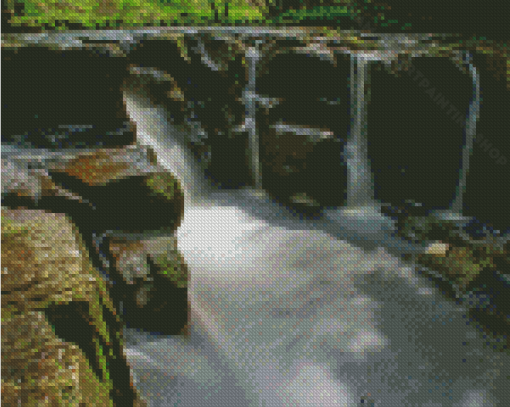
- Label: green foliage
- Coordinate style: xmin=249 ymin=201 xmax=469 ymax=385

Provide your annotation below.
xmin=268 ymin=6 xmax=353 ymax=24
xmin=5 ymin=0 xmax=269 ymax=29
xmin=4 ymin=0 xmax=373 ymax=30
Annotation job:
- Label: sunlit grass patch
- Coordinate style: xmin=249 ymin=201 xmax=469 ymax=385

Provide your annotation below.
xmin=6 ymin=0 xmax=268 ymax=29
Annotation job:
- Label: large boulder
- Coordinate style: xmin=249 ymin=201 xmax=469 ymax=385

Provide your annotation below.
xmin=2 ymin=144 xmax=189 ymax=338
xmin=1 ymin=208 xmax=146 ymax=406
xmin=107 ymin=235 xmax=190 ymax=336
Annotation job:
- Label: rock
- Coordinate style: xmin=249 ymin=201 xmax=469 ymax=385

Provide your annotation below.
xmin=416 ymin=227 xmax=510 ymax=340
xmin=416 ymin=220 xmax=508 ymax=289
xmin=2 ymin=145 xmax=187 ymax=337
xmin=1 ymin=208 xmax=146 ymax=406
xmin=458 ymin=267 xmax=510 ymax=343
xmin=1 ymin=148 xmax=110 ymax=206
xmin=425 ymin=240 xmax=449 ymax=256
xmin=2 ymin=143 xmax=183 ymax=247
xmin=255 ymin=51 xmax=350 ymax=208
xmin=49 ymin=142 xmax=158 ymax=186
xmin=107 ymin=236 xmax=190 ymax=336
xmin=47 ymin=154 xmax=184 ymax=241
xmin=124 ymin=42 xmax=252 ymax=190
xmin=108 ymin=239 xmax=152 ymax=286
xmin=1 ymin=158 xmax=49 ymax=204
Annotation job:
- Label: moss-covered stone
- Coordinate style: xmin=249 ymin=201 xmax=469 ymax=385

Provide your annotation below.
xmin=1 ymin=208 xmax=145 ymax=406
xmin=108 ymin=235 xmax=190 ymax=336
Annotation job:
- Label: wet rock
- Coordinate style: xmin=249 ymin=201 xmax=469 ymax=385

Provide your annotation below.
xmin=462 ymin=268 xmax=510 ymax=339
xmin=416 ymin=227 xmax=510 ymax=339
xmin=1 ymin=208 xmax=146 ymax=406
xmin=107 ymin=236 xmax=190 ymax=336
xmin=2 ymin=144 xmax=188 ymax=340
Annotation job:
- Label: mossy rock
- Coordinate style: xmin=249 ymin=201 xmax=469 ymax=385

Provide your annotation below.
xmin=1 ymin=208 xmax=144 ymax=406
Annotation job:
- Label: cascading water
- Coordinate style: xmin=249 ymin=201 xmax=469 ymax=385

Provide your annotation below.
xmin=121 ymin=78 xmax=510 ymax=407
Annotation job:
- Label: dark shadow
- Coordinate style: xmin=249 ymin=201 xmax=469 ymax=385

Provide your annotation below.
xmin=257 ymin=52 xmax=350 ymax=207
xmin=367 ymin=57 xmax=471 ymax=211
xmin=44 ymin=300 xmax=139 ymax=406
xmin=2 ymin=47 xmax=131 ymax=148
xmin=463 ymin=53 xmax=510 ymax=235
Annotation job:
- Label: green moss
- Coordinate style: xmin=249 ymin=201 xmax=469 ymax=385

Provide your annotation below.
xmin=146 ymin=172 xmax=181 ymax=201
xmin=154 ymin=253 xmax=187 ymax=288
xmin=1 ymin=215 xmax=31 ymax=236
xmin=1 ymin=211 xmax=120 ymax=404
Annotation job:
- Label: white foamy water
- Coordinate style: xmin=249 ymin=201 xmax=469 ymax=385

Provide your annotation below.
xmin=122 ymin=86 xmax=510 ymax=407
